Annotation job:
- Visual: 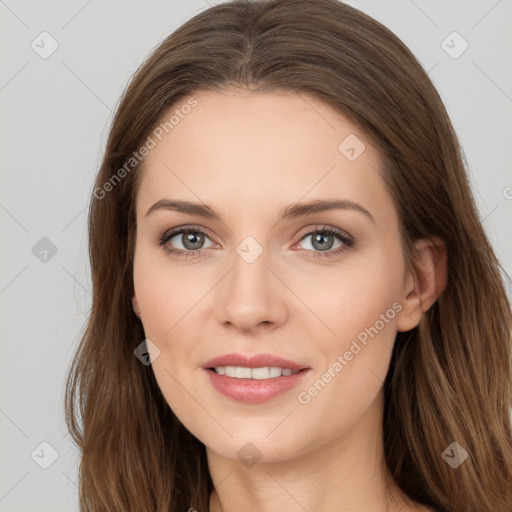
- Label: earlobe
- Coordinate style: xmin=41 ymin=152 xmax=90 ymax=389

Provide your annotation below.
xmin=396 ymin=236 xmax=447 ymax=332
xmin=132 ymin=294 xmax=141 ymax=319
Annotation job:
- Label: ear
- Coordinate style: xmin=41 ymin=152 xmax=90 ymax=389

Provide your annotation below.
xmin=396 ymin=236 xmax=447 ymax=332
xmin=132 ymin=293 xmax=141 ymax=318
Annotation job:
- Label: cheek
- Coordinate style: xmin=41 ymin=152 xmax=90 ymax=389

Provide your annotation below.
xmin=291 ymin=250 xmax=404 ymax=352
xmin=133 ymin=246 xmax=210 ymax=340
xmin=292 ymin=279 xmax=401 ymax=451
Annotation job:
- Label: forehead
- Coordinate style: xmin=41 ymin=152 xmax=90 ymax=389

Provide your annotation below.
xmin=136 ymin=89 xmax=393 ymax=224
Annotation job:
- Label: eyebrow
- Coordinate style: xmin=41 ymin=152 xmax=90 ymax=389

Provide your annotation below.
xmin=145 ymin=198 xmax=375 ymax=224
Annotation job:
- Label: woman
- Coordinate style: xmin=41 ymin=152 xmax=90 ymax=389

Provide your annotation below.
xmin=65 ymin=1 xmax=512 ymax=511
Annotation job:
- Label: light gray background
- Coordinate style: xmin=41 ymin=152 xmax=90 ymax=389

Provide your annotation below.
xmin=1 ymin=1 xmax=511 ymax=511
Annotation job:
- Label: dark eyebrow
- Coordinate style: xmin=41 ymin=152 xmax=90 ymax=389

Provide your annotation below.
xmin=279 ymin=199 xmax=374 ymax=223
xmin=145 ymin=198 xmax=375 ymax=224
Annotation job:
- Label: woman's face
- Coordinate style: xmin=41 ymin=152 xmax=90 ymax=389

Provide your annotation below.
xmin=132 ymin=89 xmax=412 ymax=462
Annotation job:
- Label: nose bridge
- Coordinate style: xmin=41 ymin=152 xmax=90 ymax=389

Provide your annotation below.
xmin=231 ymin=237 xmax=268 ymax=291
xmin=217 ymin=234 xmax=287 ymax=330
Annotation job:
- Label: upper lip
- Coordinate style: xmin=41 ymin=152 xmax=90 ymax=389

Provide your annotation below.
xmin=203 ymin=353 xmax=308 ymax=371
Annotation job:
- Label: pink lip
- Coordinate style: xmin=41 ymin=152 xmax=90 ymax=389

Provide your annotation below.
xmin=203 ymin=352 xmax=308 ymax=371
xmin=202 ymin=353 xmax=312 ymax=404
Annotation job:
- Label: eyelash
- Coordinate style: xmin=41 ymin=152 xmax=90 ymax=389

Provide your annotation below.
xmin=156 ymin=224 xmax=355 ymax=259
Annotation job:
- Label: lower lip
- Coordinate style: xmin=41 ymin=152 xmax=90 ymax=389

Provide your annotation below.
xmin=203 ymin=368 xmax=311 ymax=404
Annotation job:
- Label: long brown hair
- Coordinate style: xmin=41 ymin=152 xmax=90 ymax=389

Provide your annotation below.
xmin=64 ymin=1 xmax=512 ymax=510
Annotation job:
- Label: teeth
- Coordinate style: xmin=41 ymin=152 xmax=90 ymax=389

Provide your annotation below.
xmin=225 ymin=366 xmax=236 ymax=377
xmin=214 ymin=366 xmax=299 ymax=379
xmin=236 ymin=366 xmax=252 ymax=378
xmin=252 ymin=367 xmax=270 ymax=379
xmin=269 ymin=367 xmax=281 ymax=378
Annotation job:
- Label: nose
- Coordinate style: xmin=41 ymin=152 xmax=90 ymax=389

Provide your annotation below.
xmin=216 ymin=245 xmax=289 ymax=333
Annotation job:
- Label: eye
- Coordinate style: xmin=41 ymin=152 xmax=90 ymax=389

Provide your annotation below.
xmin=156 ymin=225 xmax=354 ymax=259
xmin=157 ymin=226 xmax=215 ymax=258
xmin=293 ymin=226 xmax=354 ymax=258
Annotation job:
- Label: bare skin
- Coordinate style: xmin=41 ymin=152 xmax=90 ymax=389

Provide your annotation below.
xmin=132 ymin=89 xmax=446 ymax=512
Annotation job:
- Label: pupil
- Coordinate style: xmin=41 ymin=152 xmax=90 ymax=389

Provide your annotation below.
xmin=184 ymin=231 xmax=204 ymax=250
xmin=313 ymin=233 xmax=333 ymax=251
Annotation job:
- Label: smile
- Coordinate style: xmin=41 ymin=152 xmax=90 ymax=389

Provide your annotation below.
xmin=211 ymin=366 xmax=301 ymax=379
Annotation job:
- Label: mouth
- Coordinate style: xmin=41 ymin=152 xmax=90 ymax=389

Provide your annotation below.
xmin=202 ymin=353 xmax=311 ymax=403
xmin=206 ymin=366 xmax=304 ymax=379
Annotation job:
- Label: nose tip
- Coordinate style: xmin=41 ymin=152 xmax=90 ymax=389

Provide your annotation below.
xmin=217 ymin=254 xmax=288 ymax=332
